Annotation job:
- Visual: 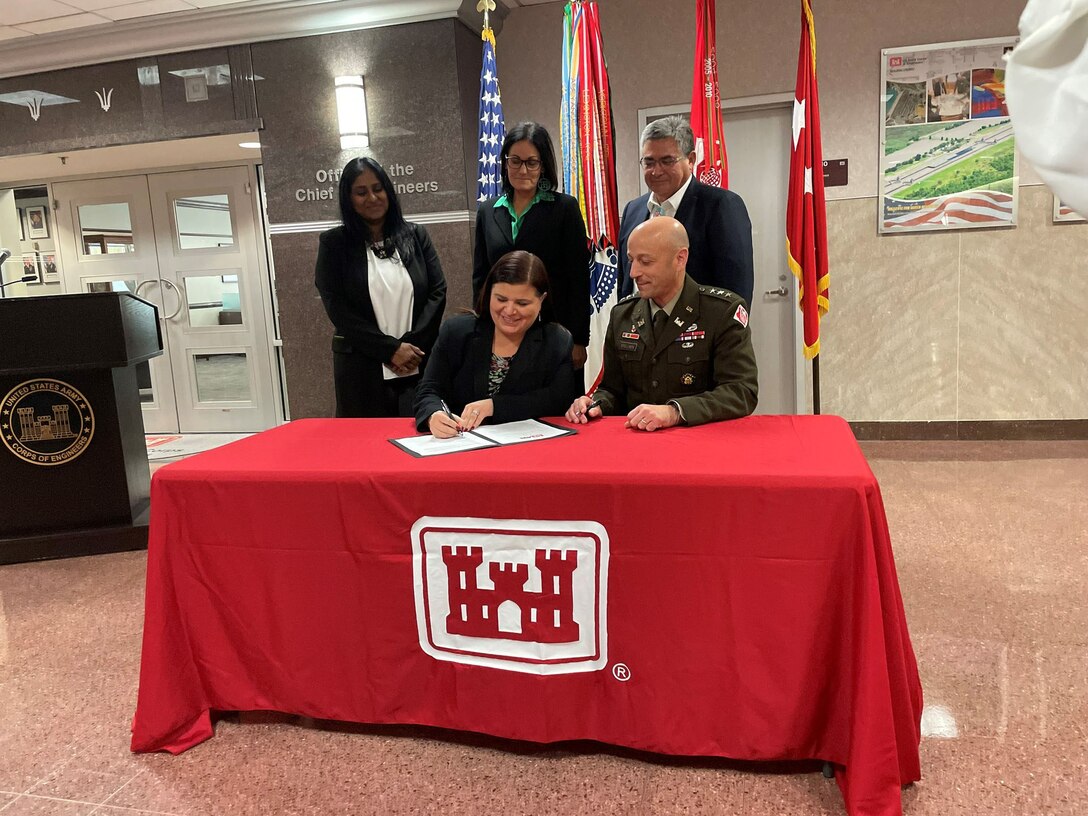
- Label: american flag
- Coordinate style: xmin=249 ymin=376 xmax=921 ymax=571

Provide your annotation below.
xmin=477 ymin=27 xmax=505 ymax=204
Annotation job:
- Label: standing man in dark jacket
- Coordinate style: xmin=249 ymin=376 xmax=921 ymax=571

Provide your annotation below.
xmin=617 ymin=116 xmax=754 ymax=309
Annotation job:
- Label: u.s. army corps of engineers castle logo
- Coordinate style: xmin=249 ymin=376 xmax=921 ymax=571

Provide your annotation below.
xmin=1 ymin=379 xmax=94 ymax=466
xmin=412 ymin=517 xmax=609 ymax=675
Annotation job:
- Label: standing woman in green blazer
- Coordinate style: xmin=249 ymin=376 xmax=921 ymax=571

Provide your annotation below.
xmin=315 ymin=157 xmax=447 ymax=417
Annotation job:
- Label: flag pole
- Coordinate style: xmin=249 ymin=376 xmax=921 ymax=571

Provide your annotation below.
xmin=477 ymin=0 xmax=494 ymax=29
xmin=812 ymin=354 xmax=820 ymax=414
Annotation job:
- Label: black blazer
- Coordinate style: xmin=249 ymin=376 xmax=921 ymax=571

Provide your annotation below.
xmin=414 ymin=315 xmax=577 ymax=432
xmin=617 ymin=180 xmax=754 ymax=308
xmin=473 ymin=193 xmax=591 ymax=346
xmin=315 ymin=223 xmax=447 ymax=362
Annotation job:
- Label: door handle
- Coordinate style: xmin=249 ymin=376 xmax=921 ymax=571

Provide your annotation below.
xmin=764 ymin=286 xmax=789 ymax=298
xmin=134 ymin=279 xmax=158 ymax=299
xmin=160 ymin=278 xmax=184 ymax=320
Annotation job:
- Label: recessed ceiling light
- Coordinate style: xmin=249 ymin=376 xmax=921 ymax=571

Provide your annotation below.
xmin=238 ymin=141 xmax=261 ymax=149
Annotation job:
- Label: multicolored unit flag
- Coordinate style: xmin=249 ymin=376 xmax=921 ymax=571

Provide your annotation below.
xmin=476 ymin=24 xmax=505 ymax=203
xmin=786 ymin=0 xmax=829 ymax=360
xmin=561 ymin=1 xmax=620 ymax=391
xmin=690 ymin=0 xmax=728 ymax=187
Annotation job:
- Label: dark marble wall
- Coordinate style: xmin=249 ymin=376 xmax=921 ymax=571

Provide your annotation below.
xmin=251 ymin=20 xmax=472 ymax=225
xmin=0 ymin=46 xmax=259 ymax=159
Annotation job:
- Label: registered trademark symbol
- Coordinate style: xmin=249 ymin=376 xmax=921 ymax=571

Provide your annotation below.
xmin=612 ymin=663 xmax=631 ymax=682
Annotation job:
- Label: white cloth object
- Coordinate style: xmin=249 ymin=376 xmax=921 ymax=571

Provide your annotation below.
xmin=1005 ymin=0 xmax=1088 ymax=215
xmin=366 ymin=247 xmax=415 ymax=380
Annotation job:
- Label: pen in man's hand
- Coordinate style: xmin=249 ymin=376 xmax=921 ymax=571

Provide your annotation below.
xmin=575 ymin=398 xmax=604 ymax=419
xmin=439 ymin=399 xmax=462 ymax=435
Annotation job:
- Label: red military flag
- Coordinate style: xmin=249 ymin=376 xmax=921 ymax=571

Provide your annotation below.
xmin=786 ymin=0 xmax=829 ymax=360
xmin=690 ymin=0 xmax=728 ymax=187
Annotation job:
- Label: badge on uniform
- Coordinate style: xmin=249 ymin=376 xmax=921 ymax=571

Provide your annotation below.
xmin=681 ymin=342 xmax=694 ymax=348
xmin=621 ymin=332 xmax=640 ymax=340
xmin=685 ymin=323 xmax=697 ymax=332
xmin=618 ymin=341 xmax=638 ymax=352
xmin=681 ymin=373 xmax=695 ymax=385
xmin=733 ymin=304 xmax=749 ymax=328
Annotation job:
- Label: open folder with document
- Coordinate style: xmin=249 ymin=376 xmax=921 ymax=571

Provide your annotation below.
xmin=390 ymin=419 xmax=575 ymax=458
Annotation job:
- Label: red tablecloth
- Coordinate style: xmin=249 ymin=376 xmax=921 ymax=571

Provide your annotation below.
xmin=132 ymin=416 xmax=921 ymax=816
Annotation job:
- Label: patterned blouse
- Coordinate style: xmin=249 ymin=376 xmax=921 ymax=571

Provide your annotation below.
xmin=488 ymin=354 xmax=512 ymax=396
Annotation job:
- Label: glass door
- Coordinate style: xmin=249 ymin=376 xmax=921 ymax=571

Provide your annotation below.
xmin=53 ymin=175 xmax=181 ymax=433
xmin=147 ymin=166 xmax=278 ymax=433
xmin=53 ymin=167 xmax=279 ymax=434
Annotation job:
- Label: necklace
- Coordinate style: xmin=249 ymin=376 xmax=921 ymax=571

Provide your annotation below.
xmin=368 ymin=237 xmax=396 ymax=260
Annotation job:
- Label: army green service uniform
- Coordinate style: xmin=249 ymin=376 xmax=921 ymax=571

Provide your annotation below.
xmin=592 ymin=274 xmax=758 ymax=425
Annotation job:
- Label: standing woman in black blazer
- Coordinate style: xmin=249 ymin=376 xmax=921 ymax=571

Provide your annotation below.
xmin=315 ymin=157 xmax=447 ymax=417
xmin=474 ymin=122 xmax=591 ymax=371
xmin=415 ymin=251 xmax=577 ymax=437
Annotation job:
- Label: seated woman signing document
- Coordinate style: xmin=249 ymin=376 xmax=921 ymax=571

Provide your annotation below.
xmin=414 ymin=251 xmax=578 ymax=438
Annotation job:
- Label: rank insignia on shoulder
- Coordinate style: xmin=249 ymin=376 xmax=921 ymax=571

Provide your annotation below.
xmin=700 ymin=286 xmax=733 ymax=300
xmin=681 ymin=373 xmax=695 ymax=385
xmin=618 ymin=293 xmax=640 ymax=303
xmin=733 ymin=304 xmax=749 ymax=328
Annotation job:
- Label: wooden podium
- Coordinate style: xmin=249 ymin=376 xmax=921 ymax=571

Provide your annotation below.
xmin=0 ymin=292 xmax=162 ymax=564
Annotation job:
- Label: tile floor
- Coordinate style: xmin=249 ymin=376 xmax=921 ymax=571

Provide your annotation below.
xmin=0 ymin=440 xmax=1085 ymax=814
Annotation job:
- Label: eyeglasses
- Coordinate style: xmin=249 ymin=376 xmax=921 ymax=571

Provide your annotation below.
xmin=505 ymin=156 xmax=542 ymax=171
xmin=639 ymin=156 xmax=683 ymax=170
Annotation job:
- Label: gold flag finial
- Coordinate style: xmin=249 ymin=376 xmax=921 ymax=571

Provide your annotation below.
xmin=476 ymin=0 xmax=496 ymax=30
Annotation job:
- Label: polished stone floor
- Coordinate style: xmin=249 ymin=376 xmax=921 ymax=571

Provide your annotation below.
xmin=0 ymin=439 xmax=1085 ymax=815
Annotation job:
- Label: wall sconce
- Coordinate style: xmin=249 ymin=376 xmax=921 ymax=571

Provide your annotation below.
xmin=335 ymin=75 xmax=369 ymax=150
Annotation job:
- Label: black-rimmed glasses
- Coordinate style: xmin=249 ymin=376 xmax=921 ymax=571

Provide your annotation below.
xmin=505 ymin=156 xmax=542 ymax=171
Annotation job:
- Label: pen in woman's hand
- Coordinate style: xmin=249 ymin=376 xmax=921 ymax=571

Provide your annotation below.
xmin=439 ymin=399 xmax=463 ymax=435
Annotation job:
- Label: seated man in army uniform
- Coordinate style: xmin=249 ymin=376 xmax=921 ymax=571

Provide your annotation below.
xmin=566 ymin=216 xmax=757 ymax=431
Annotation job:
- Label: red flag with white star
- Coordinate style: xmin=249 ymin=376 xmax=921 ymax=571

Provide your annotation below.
xmin=690 ymin=0 xmax=728 ymax=187
xmin=786 ymin=0 xmax=828 ymax=360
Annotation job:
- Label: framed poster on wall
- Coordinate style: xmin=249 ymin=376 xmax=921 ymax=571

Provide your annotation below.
xmin=21 ymin=252 xmax=40 ymax=283
xmin=1053 ymin=197 xmax=1086 ymax=223
xmin=25 ymin=205 xmax=49 ymax=239
xmin=880 ymin=36 xmax=1018 ymax=233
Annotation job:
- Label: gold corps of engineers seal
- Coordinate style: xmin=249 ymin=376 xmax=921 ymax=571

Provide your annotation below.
xmin=1 ymin=378 xmax=95 ymax=466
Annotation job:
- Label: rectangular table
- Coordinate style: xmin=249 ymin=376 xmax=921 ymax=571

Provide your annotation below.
xmin=132 ymin=416 xmax=922 ymax=816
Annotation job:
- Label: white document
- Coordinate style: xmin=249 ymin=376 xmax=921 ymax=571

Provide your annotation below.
xmin=470 ymin=419 xmax=574 ymax=445
xmin=390 ymin=419 xmax=574 ymax=458
xmin=390 ymin=432 xmax=498 ymax=458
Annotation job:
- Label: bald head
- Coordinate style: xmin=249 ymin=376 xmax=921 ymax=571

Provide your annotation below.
xmin=631 ymin=215 xmax=689 ymax=253
xmin=626 ymin=216 xmax=690 ymax=305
